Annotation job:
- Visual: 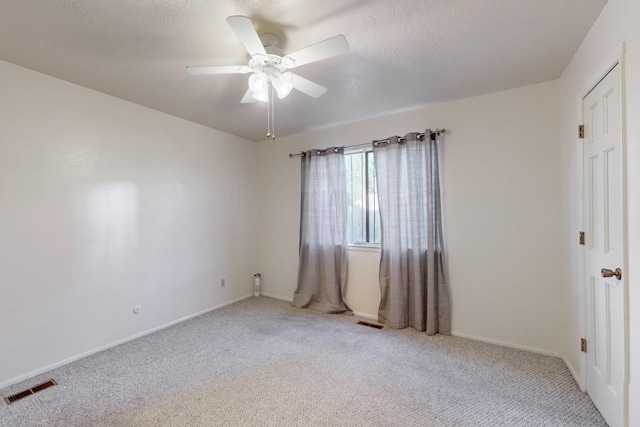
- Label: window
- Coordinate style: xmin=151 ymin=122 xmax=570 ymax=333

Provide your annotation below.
xmin=345 ymin=150 xmax=381 ymax=245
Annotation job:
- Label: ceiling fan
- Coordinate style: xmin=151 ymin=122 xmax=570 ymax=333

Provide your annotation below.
xmin=186 ymin=16 xmax=349 ymax=139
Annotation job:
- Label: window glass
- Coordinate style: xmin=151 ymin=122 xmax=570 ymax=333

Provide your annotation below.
xmin=345 ymin=151 xmax=381 ymax=245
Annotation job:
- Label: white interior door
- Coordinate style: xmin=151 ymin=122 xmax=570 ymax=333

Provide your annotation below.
xmin=583 ymin=63 xmax=625 ymax=427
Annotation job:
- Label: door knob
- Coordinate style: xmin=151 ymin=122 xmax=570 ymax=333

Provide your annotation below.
xmin=601 ymin=268 xmax=622 ymax=280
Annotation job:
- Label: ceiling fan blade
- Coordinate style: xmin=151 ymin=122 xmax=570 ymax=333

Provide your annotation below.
xmin=186 ymin=65 xmax=246 ymax=76
xmin=226 ymin=16 xmax=267 ymax=56
xmin=240 ymin=88 xmax=256 ymax=103
xmin=287 ymin=35 xmax=349 ymax=68
xmin=291 ymin=74 xmax=327 ymax=98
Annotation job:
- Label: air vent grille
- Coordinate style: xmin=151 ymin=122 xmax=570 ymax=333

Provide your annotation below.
xmin=4 ymin=379 xmax=57 ymax=405
xmin=357 ymin=320 xmax=383 ymax=329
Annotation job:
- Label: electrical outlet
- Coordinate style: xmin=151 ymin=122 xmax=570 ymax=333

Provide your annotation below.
xmin=221 ymin=278 xmax=226 ymax=288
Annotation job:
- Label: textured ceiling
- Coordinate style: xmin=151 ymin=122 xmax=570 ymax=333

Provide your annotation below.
xmin=0 ymin=0 xmax=606 ymax=142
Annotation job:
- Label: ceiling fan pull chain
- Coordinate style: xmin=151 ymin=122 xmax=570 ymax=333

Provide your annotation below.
xmin=266 ymin=85 xmax=272 ymax=138
xmin=271 ymin=85 xmax=276 ymax=140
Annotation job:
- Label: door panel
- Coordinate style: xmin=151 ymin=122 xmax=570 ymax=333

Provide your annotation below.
xmin=583 ymin=63 xmax=624 ymax=427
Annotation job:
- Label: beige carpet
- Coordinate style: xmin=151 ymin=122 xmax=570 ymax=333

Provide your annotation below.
xmin=0 ymin=297 xmax=606 ymax=426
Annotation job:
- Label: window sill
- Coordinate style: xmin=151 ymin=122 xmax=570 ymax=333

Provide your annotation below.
xmin=347 ymin=244 xmax=381 ymax=253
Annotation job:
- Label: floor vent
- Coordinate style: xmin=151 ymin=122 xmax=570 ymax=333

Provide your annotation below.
xmin=4 ymin=379 xmax=57 ymax=405
xmin=357 ymin=320 xmax=383 ymax=329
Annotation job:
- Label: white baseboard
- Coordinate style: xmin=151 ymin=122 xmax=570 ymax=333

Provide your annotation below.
xmin=0 ymin=294 xmax=253 ymax=390
xmin=259 ymin=293 xmax=378 ymax=321
xmin=260 ymin=295 xmax=577 ymax=374
xmin=451 ymin=330 xmax=561 ymax=358
xmin=4 ymin=294 xmax=583 ymax=396
xmin=259 ymin=292 xmax=293 ymax=302
xmin=352 ymin=311 xmax=378 ymax=321
xmin=563 ymin=355 xmax=585 ymax=391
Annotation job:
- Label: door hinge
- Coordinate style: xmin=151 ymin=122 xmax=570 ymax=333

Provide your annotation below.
xmin=581 ymin=338 xmax=587 ymax=353
xmin=578 ymin=125 xmax=584 ymax=139
xmin=579 ymin=231 xmax=585 ymax=245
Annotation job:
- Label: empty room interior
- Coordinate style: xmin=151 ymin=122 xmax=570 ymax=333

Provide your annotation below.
xmin=0 ymin=0 xmax=639 ymax=426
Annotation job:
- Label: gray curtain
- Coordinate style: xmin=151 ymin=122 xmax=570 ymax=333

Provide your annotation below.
xmin=373 ymin=131 xmax=450 ymax=334
xmin=293 ymin=147 xmax=350 ymax=314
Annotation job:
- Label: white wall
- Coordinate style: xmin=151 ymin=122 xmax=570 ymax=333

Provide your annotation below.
xmin=0 ymin=60 xmax=257 ymax=388
xmin=558 ymin=0 xmax=640 ymax=423
xmin=256 ymin=80 xmax=563 ymax=356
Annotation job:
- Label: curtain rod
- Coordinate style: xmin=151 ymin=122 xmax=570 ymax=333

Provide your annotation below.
xmin=288 ymin=128 xmax=446 ymax=158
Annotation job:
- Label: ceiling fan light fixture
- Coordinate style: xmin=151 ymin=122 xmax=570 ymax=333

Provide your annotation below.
xmin=249 ymin=72 xmax=269 ymax=102
xmin=249 ymin=72 xmax=268 ymax=93
xmin=252 ymin=89 xmax=269 ymax=102
xmin=272 ymin=72 xmax=293 ymax=99
xmin=282 ymin=56 xmax=295 ymax=68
